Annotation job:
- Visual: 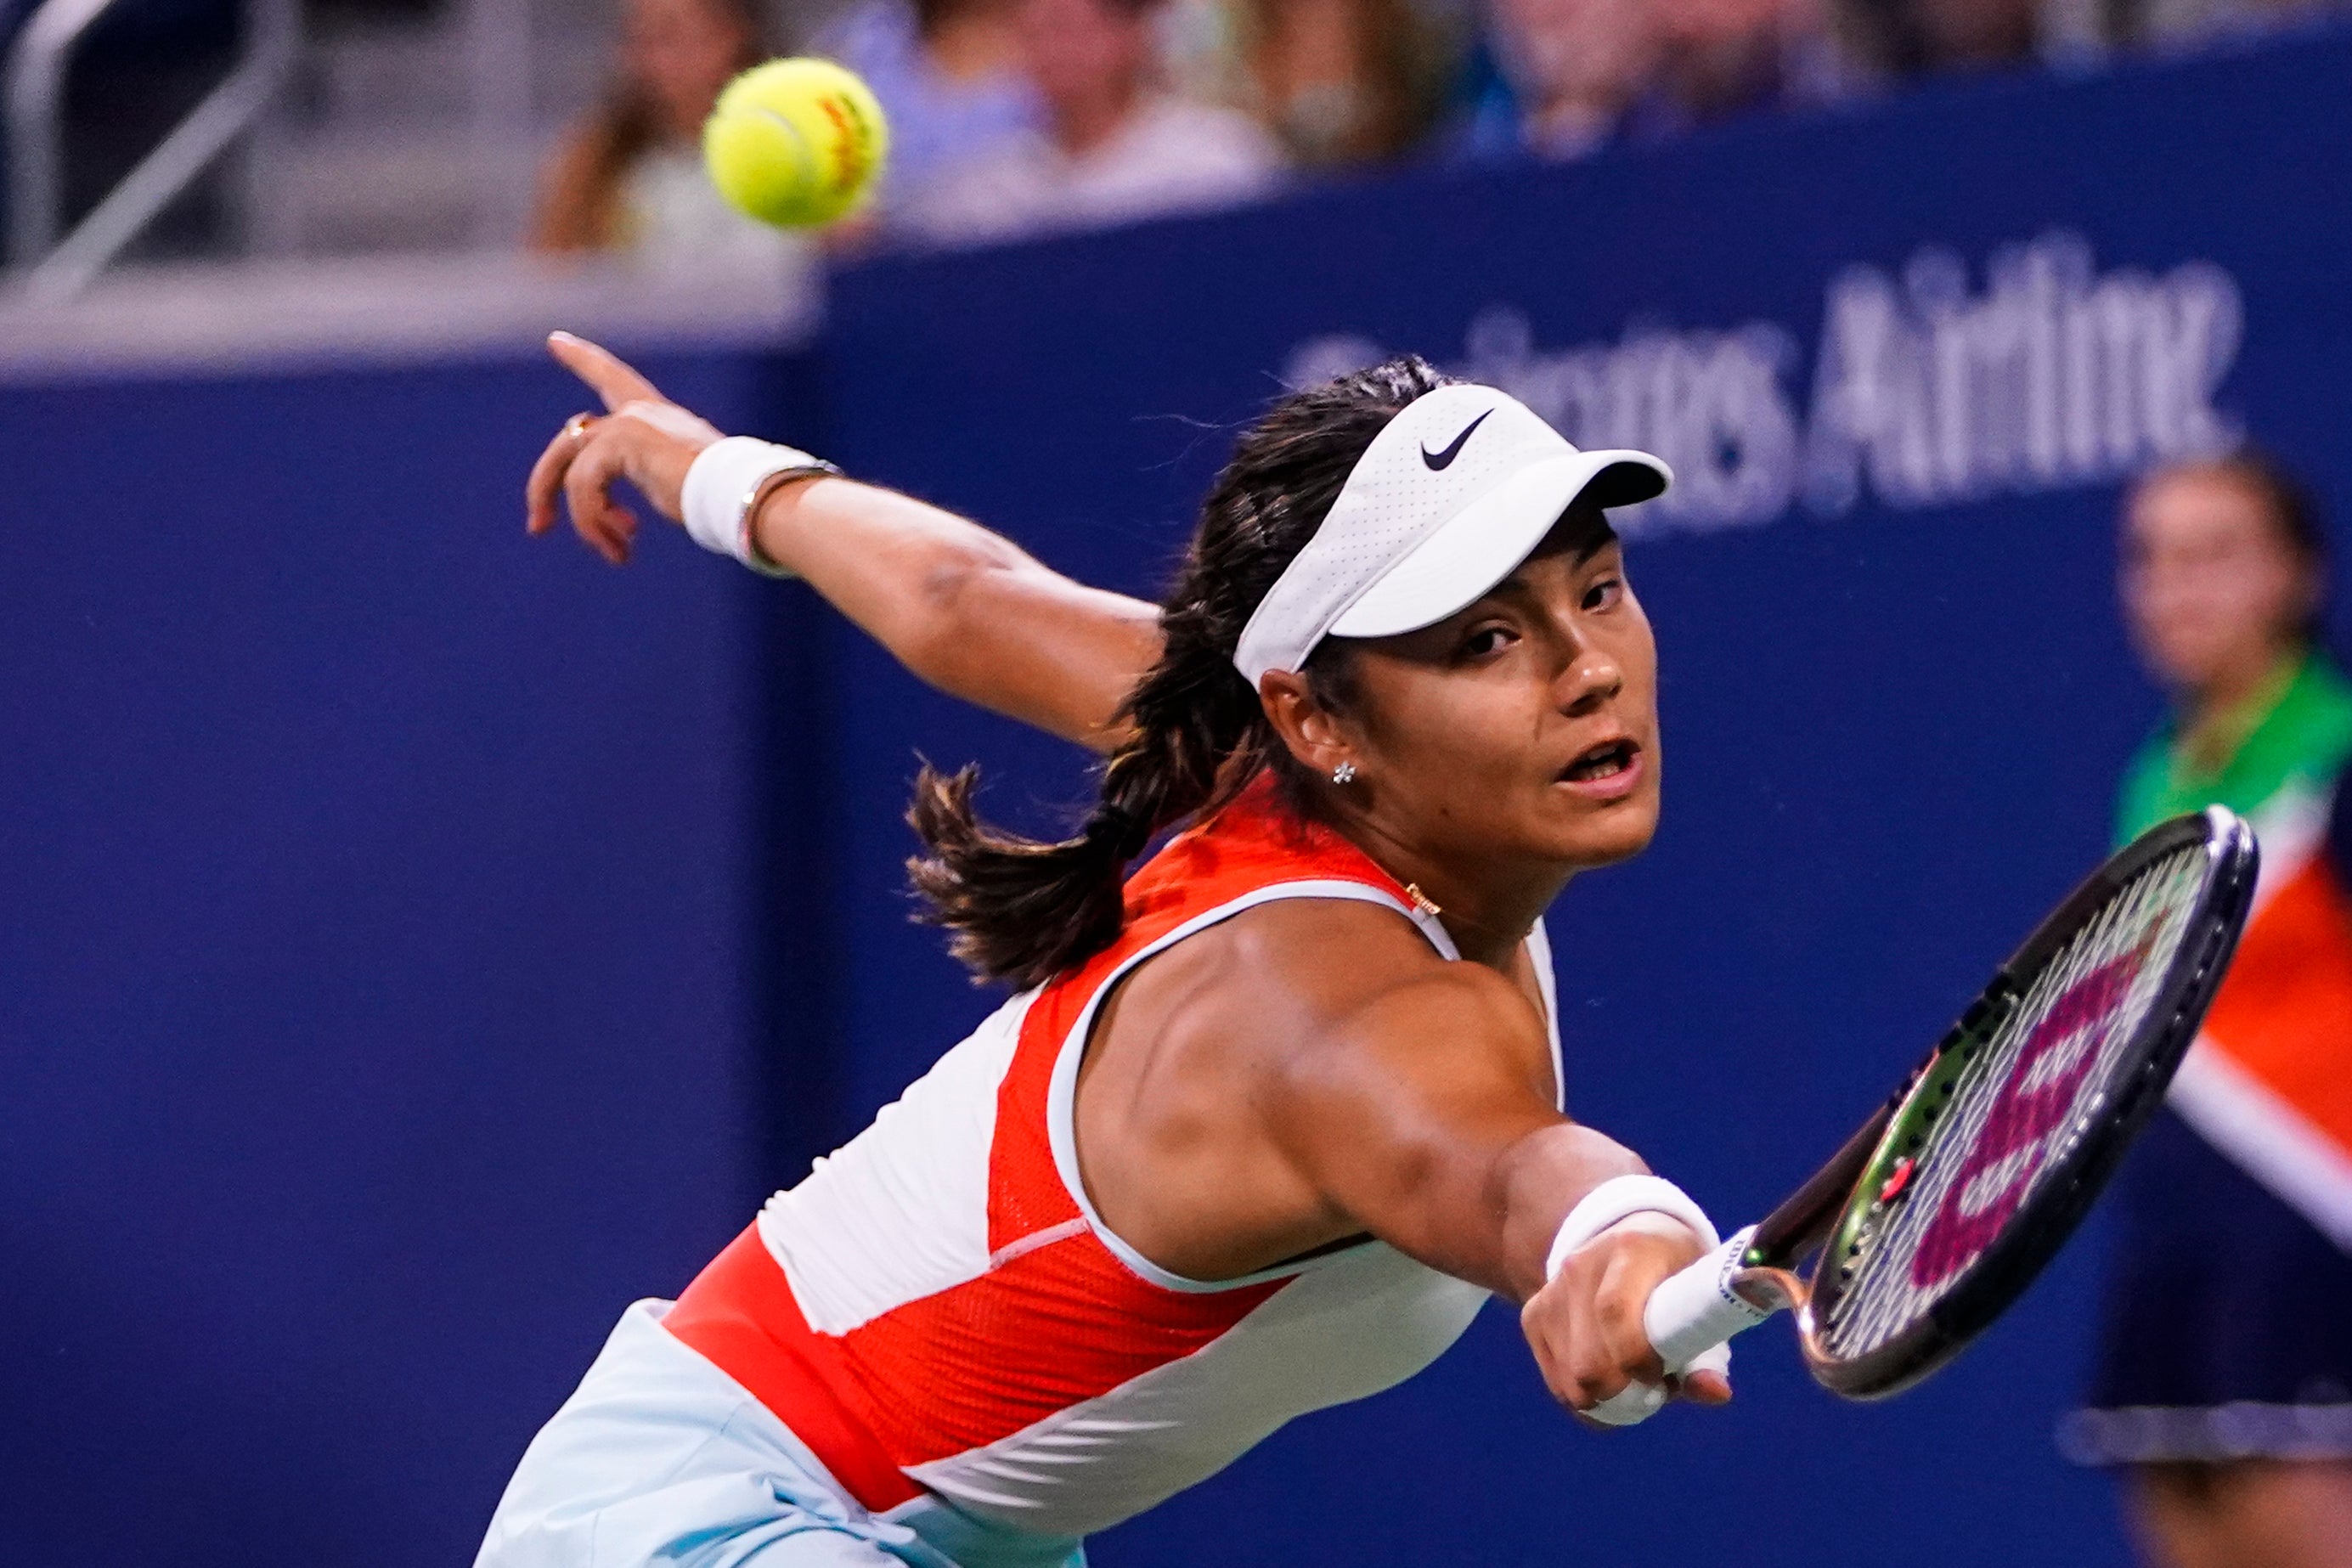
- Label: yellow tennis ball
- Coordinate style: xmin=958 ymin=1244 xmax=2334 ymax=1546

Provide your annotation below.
xmin=703 ymin=59 xmax=889 ymax=228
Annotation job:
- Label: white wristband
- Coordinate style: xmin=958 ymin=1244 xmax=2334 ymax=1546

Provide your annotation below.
xmin=1544 ymin=1175 xmax=1720 ymax=1283
xmin=680 ymin=436 xmax=838 ymax=577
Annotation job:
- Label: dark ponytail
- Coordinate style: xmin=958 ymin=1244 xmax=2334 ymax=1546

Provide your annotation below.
xmin=906 ymin=355 xmax=1458 ymax=988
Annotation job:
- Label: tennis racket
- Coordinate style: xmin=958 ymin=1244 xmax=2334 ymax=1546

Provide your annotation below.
xmin=1590 ymin=805 xmax=2259 ymax=1424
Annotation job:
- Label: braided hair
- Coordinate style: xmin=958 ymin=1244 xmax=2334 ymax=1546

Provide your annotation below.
xmin=906 ymin=356 xmax=1458 ymax=988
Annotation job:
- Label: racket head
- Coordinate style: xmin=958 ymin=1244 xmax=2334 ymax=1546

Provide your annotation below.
xmin=1790 ymin=807 xmax=2259 ymax=1399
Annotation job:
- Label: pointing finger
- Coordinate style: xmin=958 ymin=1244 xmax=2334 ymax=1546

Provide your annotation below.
xmin=548 ymin=330 xmax=663 ymax=413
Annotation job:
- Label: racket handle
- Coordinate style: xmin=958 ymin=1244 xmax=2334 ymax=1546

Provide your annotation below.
xmin=1584 ymin=1226 xmax=1775 ymax=1429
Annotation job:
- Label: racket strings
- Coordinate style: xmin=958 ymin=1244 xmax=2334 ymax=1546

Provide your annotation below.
xmin=1863 ymin=851 xmax=2200 ymax=1311
xmin=1826 ymin=849 xmax=2203 ymax=1349
xmin=1823 ymin=871 xmax=2147 ymax=1351
xmin=1817 ymin=846 xmax=2208 ymax=1358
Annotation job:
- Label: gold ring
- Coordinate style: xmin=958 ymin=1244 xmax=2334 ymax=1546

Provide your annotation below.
xmin=563 ymin=412 xmax=595 ymax=442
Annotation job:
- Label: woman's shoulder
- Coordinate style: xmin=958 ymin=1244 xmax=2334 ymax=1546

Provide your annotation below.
xmin=1111 ymin=893 xmax=1530 ymax=1098
xmin=2292 ymin=652 xmax=2352 ymax=746
xmin=2114 ymin=723 xmax=2179 ymax=844
xmin=2115 ymin=652 xmax=2352 ymax=842
xmin=2247 ymin=651 xmax=2352 ymax=798
xmin=1120 ymin=888 xmax=1445 ymax=1007
xmin=1215 ymin=896 xmax=1527 ymax=1032
xmin=1104 ymin=96 xmax=1284 ymax=193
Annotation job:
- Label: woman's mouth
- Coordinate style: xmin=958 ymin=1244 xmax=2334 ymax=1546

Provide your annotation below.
xmin=1557 ymin=738 xmax=1644 ymax=799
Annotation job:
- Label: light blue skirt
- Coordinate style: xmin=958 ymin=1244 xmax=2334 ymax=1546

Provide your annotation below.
xmin=477 ymin=1300 xmax=1088 ymax=1568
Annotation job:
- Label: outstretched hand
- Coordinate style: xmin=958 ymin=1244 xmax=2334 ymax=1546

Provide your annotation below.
xmin=525 ymin=331 xmax=726 ymax=565
xmin=1520 ymin=1212 xmax=1734 ymax=1428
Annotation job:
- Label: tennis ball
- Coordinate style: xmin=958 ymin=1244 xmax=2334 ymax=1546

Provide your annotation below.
xmin=703 ymin=59 xmax=889 ymax=228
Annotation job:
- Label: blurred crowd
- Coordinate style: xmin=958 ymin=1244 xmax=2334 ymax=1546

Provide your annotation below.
xmin=533 ymin=0 xmax=2349 ymax=259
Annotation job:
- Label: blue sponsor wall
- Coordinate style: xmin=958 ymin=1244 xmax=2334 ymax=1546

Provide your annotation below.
xmin=0 ymin=351 xmax=830 ymax=1565
xmin=8 ymin=28 xmax=2352 ymax=1568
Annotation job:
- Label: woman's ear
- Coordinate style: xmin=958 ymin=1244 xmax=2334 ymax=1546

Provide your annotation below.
xmin=1258 ymin=668 xmax=1356 ymax=780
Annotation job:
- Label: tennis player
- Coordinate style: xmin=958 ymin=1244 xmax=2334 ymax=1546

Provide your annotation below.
xmin=479 ymin=332 xmax=1734 ymax=1568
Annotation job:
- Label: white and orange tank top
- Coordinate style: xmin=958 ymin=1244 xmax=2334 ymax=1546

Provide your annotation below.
xmin=664 ymin=774 xmax=1561 ymax=1538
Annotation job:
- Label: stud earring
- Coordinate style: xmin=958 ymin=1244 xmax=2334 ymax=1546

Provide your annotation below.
xmin=1331 ymin=761 xmax=1357 ymax=785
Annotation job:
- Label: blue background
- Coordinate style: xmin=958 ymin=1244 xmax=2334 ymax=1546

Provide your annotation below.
xmin=8 ymin=31 xmax=2351 ymax=1568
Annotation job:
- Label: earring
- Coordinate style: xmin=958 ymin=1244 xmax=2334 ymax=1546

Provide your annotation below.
xmin=1331 ymin=761 xmax=1357 ymax=785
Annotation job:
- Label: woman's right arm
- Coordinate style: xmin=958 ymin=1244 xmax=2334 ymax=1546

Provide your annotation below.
xmin=524 ymin=332 xmax=1163 ymax=752
xmin=1249 ymin=928 xmax=1730 ymax=1419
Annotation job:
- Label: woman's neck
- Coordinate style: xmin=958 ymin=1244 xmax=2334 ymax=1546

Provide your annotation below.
xmin=1331 ymin=810 xmax=1572 ymax=971
xmin=1526 ymin=96 xmax=1617 ymax=159
xmin=1431 ymin=879 xmax=1569 ymax=971
xmin=1052 ymin=76 xmax=1143 ymax=158
xmin=2179 ymin=645 xmax=2301 ymax=778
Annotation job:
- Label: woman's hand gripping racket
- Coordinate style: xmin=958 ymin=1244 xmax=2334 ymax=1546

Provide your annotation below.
xmin=1589 ymin=806 xmax=2259 ymax=1425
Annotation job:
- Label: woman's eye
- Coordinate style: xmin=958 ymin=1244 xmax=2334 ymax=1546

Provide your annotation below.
xmin=1463 ymin=626 xmax=1514 ymax=658
xmin=1582 ymin=577 xmax=1623 ymax=612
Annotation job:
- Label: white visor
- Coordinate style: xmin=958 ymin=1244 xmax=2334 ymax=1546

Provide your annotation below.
xmin=1232 ymin=383 xmax=1671 ymax=686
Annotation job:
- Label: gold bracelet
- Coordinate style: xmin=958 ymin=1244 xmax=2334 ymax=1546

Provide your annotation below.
xmin=737 ymin=461 xmax=841 ymax=579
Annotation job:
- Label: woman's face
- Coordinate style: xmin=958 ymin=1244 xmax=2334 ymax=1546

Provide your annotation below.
xmin=623 ymin=0 xmax=750 ymax=141
xmin=1337 ymin=524 xmax=1661 ymax=877
xmin=1495 ymin=0 xmax=1664 ymax=110
xmin=2119 ymin=467 xmax=2315 ymax=699
xmin=1016 ymin=0 xmax=1153 ymax=116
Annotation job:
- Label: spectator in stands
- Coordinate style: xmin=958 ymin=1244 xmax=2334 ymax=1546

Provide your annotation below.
xmin=1453 ymin=0 xmax=1669 ymax=161
xmin=900 ymin=0 xmax=1283 ymax=245
xmin=1831 ymin=0 xmax=2042 ymax=75
xmin=1909 ymin=0 xmax=2042 ymax=64
xmin=530 ymin=0 xmax=803 ymax=269
xmin=1238 ymin=0 xmax=1446 ymax=168
xmin=1653 ymin=0 xmax=1856 ymax=125
xmin=819 ymin=0 xmax=1044 ymax=224
xmin=2074 ymin=0 xmax=2342 ymax=49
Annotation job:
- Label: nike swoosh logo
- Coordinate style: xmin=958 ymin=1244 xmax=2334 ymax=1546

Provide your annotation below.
xmin=1421 ymin=409 xmax=1492 ymax=470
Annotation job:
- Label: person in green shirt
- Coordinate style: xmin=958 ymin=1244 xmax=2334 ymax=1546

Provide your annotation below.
xmin=2113 ymin=461 xmax=2352 ymax=843
xmin=2063 ymin=453 xmax=2352 ymax=1568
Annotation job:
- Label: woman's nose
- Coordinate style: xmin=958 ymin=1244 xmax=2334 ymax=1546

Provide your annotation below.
xmin=1559 ymin=648 xmax=1624 ymax=714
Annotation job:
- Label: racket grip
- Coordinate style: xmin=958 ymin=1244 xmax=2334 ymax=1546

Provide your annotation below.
xmin=1583 ymin=1227 xmax=1771 ymax=1429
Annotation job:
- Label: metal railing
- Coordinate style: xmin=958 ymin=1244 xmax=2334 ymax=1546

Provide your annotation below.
xmin=5 ymin=0 xmax=296 ymax=301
